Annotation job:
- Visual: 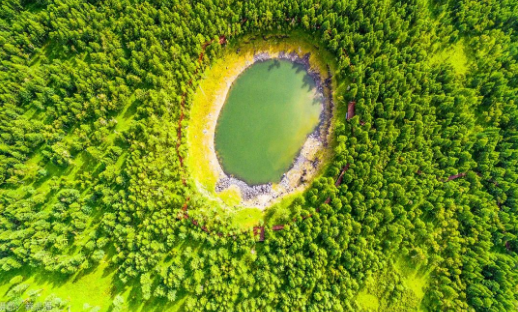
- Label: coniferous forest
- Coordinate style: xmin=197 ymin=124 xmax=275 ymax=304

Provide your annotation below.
xmin=0 ymin=0 xmax=518 ymax=311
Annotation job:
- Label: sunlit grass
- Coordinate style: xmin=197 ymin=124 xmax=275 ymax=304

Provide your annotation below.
xmin=232 ymin=208 xmax=264 ymax=229
xmin=429 ymin=40 xmax=470 ymax=76
xmin=0 ymin=259 xmax=115 ymax=311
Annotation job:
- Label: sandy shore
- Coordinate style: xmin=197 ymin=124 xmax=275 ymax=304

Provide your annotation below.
xmin=189 ymin=46 xmax=334 ymax=209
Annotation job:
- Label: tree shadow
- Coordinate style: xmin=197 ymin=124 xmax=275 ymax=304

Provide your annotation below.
xmin=42 ymin=41 xmax=75 ymax=63
xmin=123 ymin=99 xmax=141 ymax=120
xmin=291 ymin=62 xmax=306 ymax=74
xmin=21 ymin=0 xmax=49 ymax=13
xmin=21 ymin=267 xmax=74 ymax=290
xmin=267 ymin=59 xmax=281 ymax=71
xmin=301 ymin=73 xmax=317 ymax=92
xmin=29 ymin=156 xmax=75 ymax=189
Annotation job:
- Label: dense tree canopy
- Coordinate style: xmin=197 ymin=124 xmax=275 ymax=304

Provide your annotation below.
xmin=0 ymin=0 xmax=517 ymax=311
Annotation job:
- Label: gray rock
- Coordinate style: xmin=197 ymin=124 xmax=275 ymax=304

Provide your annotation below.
xmin=216 ymin=176 xmax=272 ymax=200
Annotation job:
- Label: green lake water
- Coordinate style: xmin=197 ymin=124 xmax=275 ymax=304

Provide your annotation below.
xmin=215 ymin=59 xmax=322 ymax=185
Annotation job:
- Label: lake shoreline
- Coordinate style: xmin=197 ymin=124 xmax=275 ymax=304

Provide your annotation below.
xmin=188 ymin=44 xmax=335 ymax=209
xmin=214 ymin=51 xmax=332 ymax=206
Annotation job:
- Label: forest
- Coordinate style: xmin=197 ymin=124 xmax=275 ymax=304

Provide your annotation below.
xmin=0 ymin=0 xmax=517 ymax=311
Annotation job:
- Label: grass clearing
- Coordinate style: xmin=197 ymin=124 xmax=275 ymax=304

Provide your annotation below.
xmin=395 ymin=259 xmax=430 ymax=302
xmin=429 ymin=40 xmax=470 ymax=76
xmin=356 ymin=290 xmax=380 ymax=311
xmin=355 ymin=259 xmax=431 ymax=312
xmin=232 ymin=208 xmax=264 ymax=229
xmin=0 ymin=259 xmax=115 ymax=311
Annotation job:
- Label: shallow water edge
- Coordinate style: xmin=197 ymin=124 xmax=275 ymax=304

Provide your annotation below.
xmin=212 ymin=51 xmax=333 ymax=207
